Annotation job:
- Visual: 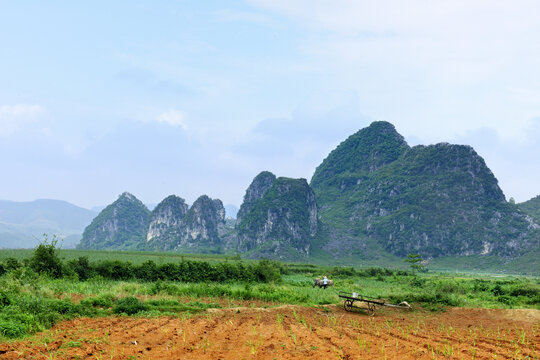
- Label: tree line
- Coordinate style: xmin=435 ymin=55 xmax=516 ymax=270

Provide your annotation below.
xmin=0 ymin=236 xmax=282 ymax=283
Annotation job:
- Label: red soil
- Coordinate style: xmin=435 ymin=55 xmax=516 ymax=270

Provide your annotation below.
xmin=0 ymin=304 xmax=538 ymax=359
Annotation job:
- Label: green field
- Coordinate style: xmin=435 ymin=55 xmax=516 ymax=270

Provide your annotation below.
xmin=0 ymin=249 xmax=246 ymax=265
xmin=0 ymin=245 xmax=538 ymax=341
xmin=1 ymin=246 xmax=538 ymax=276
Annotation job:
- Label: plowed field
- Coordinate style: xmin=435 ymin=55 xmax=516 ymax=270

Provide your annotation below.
xmin=1 ymin=304 xmax=538 ymax=359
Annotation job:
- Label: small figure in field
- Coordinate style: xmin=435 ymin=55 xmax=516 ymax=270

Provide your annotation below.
xmin=313 ymin=277 xmax=333 ymax=288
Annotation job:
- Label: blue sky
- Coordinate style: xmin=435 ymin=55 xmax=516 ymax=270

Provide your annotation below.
xmin=1 ymin=0 xmax=539 ymax=208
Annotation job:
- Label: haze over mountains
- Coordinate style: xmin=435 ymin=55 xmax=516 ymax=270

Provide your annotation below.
xmin=0 ymin=199 xmax=239 ymax=250
xmin=0 ymin=199 xmax=95 ymax=248
xmin=70 ymin=122 xmax=539 ymax=269
xmin=0 ymin=121 xmax=538 ymax=271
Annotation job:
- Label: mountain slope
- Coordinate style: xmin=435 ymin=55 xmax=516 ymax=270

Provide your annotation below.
xmin=146 ymin=195 xmax=189 ymax=250
xmin=78 ymin=192 xmax=151 ymax=250
xmin=236 ymin=173 xmax=318 ymax=260
xmin=519 ymin=195 xmax=540 ymax=224
xmin=0 ymin=199 xmax=96 ymax=248
xmin=311 ymin=121 xmax=539 ymax=258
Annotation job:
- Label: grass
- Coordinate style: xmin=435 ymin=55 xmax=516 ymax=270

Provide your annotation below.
xmin=0 ymin=248 xmax=538 ymax=342
xmin=2 ymin=247 xmax=538 ymax=276
xmin=0 ymin=249 xmax=247 ymax=266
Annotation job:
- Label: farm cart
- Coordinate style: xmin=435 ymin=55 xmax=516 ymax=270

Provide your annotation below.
xmin=338 ymin=291 xmax=411 ymax=316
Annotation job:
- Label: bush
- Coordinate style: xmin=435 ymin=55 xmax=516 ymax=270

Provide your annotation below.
xmin=0 ymin=295 xmax=97 ymax=339
xmin=331 ymin=266 xmax=357 ymax=276
xmin=0 ymin=290 xmax=11 ymax=306
xmin=253 ymin=259 xmax=282 ymax=283
xmin=81 ymin=294 xmax=116 ymax=308
xmin=497 ymin=295 xmax=516 ymax=306
xmin=67 ymin=256 xmax=94 ymax=280
xmin=28 ymin=234 xmax=63 ymax=278
xmin=135 ymin=260 xmax=160 ymax=282
xmin=409 ymin=277 xmax=426 ymax=287
xmin=113 ymin=297 xmax=148 ymax=315
xmin=491 ymin=284 xmax=504 ymax=296
xmin=94 ymin=260 xmax=134 ymax=280
xmin=3 ymin=257 xmax=21 ymax=272
xmin=508 ymin=283 xmax=539 ymax=297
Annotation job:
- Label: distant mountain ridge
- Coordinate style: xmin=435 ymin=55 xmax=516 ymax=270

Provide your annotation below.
xmin=0 ymin=199 xmax=96 ymax=248
xmin=78 ymin=192 xmax=151 ymax=250
xmin=78 ymin=192 xmax=230 ymax=253
xmin=74 ymin=121 xmax=539 ymax=268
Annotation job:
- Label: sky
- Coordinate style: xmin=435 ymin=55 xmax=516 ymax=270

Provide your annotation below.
xmin=1 ymin=0 xmax=539 ymax=209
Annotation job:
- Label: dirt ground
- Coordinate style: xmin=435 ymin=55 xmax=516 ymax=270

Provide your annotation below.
xmin=0 ymin=303 xmax=538 ymax=359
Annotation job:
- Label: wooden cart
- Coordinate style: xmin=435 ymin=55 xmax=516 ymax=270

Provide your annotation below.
xmin=338 ymin=291 xmax=411 ymax=316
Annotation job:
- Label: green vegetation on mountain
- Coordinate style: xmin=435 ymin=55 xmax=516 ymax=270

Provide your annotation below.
xmin=78 ymin=192 xmax=150 ymax=250
xmin=236 ymin=171 xmax=276 ymax=224
xmin=311 ymin=121 xmax=539 ymax=259
xmin=68 ymin=121 xmax=538 ymax=272
xmin=236 ymin=176 xmax=318 ymax=260
xmin=519 ymin=195 xmax=540 ymax=224
xmin=312 ymin=121 xmax=409 ymax=191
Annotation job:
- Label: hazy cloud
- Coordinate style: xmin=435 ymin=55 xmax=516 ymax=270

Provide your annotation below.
xmin=448 ymin=118 xmax=540 ymax=202
xmin=248 ymin=0 xmax=540 ymax=138
xmin=0 ymin=104 xmax=46 ymax=136
xmin=155 ymin=110 xmax=187 ymax=129
xmin=1 ymin=2 xmax=538 ymax=209
xmin=231 ymin=91 xmax=371 ymax=181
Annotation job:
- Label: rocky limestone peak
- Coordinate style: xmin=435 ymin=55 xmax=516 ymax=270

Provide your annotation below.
xmin=312 ymin=121 xmax=538 ymax=258
xmin=236 ymin=171 xmax=277 ymax=224
xmin=400 ymin=143 xmax=506 ymax=202
xmin=146 ymin=195 xmax=189 ymax=242
xmin=119 ymin=191 xmax=137 ymax=201
xmin=311 ymin=121 xmax=409 ymax=189
xmin=236 ymin=176 xmax=318 ymax=259
xmin=78 ymin=192 xmax=150 ymax=250
xmin=185 ymin=195 xmax=226 ymax=245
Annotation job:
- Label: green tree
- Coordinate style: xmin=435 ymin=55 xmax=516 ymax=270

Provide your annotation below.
xmin=404 ymin=253 xmax=426 ymax=274
xmin=29 ymin=234 xmax=63 ymax=278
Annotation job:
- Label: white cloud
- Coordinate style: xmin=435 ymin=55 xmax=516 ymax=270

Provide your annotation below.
xmin=248 ymin=0 xmax=540 ymax=138
xmin=0 ymin=104 xmax=46 ymax=136
xmin=155 ymin=110 xmax=187 ymax=128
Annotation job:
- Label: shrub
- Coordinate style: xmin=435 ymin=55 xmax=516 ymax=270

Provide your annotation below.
xmin=28 ymin=234 xmax=63 ymax=278
xmin=497 ymin=295 xmax=515 ymax=306
xmin=409 ymin=277 xmax=426 ymax=287
xmin=253 ymin=259 xmax=282 ymax=283
xmin=508 ymin=283 xmax=539 ymax=297
xmin=491 ymin=284 xmax=504 ymax=296
xmin=94 ymin=260 xmax=134 ymax=280
xmin=0 ymin=290 xmax=11 ymax=306
xmin=113 ymin=297 xmax=148 ymax=315
xmin=67 ymin=256 xmax=94 ymax=280
xmin=135 ymin=260 xmax=160 ymax=282
xmin=81 ymin=294 xmax=116 ymax=308
xmin=3 ymin=257 xmax=21 ymax=272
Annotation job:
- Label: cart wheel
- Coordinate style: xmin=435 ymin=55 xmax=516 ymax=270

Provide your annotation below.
xmin=367 ymin=302 xmax=376 ymax=316
xmin=344 ymin=299 xmax=354 ymax=312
